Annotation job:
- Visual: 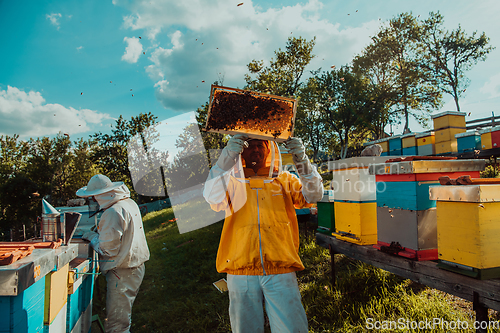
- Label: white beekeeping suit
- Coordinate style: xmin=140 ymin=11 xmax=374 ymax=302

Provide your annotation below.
xmin=77 ymin=174 xmax=150 ymax=333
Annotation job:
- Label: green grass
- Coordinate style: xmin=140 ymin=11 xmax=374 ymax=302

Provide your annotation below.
xmin=92 ymin=209 xmax=500 ymax=332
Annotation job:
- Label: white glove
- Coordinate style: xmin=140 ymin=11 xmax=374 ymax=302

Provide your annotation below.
xmin=285 ymin=137 xmax=311 ymax=175
xmin=82 ymin=230 xmax=102 ymax=253
xmin=216 ymin=134 xmax=248 ymax=171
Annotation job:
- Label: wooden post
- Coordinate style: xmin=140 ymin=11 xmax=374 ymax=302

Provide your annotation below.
xmin=474 ymin=291 xmax=489 ymax=333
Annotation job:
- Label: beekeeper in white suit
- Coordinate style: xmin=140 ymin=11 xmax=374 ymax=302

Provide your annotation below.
xmin=77 ymin=174 xmax=150 ymax=333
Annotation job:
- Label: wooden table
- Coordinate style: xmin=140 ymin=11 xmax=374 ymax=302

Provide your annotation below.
xmin=316 ymin=233 xmax=500 ymax=333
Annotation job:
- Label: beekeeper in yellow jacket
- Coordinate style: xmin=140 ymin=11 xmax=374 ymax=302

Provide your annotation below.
xmin=203 ymin=134 xmax=323 ymax=333
xmin=77 ymin=174 xmax=150 ymax=333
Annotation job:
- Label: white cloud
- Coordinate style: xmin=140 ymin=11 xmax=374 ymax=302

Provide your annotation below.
xmin=121 ymin=37 xmax=143 ymax=63
xmin=113 ymin=0 xmax=378 ymax=111
xmin=46 ymin=13 xmax=62 ymax=30
xmin=76 ymin=46 xmax=84 ymax=51
xmin=0 ymin=86 xmax=112 ymax=139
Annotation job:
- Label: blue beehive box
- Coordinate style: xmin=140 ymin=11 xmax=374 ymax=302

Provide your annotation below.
xmin=0 ymin=276 xmax=46 ymax=333
xmin=455 ymin=131 xmax=481 ymax=153
xmin=388 ymin=135 xmax=402 ymax=156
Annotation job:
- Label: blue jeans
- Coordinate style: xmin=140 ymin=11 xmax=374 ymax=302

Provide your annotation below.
xmin=227 ymin=272 xmax=308 ymax=333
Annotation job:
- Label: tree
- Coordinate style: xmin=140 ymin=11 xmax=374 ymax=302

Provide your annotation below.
xmin=244 ymin=36 xmax=316 ymax=97
xmin=0 ymin=135 xmax=29 ymax=183
xmin=24 ymin=134 xmax=74 ymax=206
xmin=295 ymin=74 xmax=332 ymax=163
xmin=315 ymin=66 xmax=376 ymax=159
xmin=421 ymin=11 xmax=495 ymax=112
xmin=91 ymin=112 xmax=158 ymax=199
xmin=354 ymin=12 xmax=442 ymax=133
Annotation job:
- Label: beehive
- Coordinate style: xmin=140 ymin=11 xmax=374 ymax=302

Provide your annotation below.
xmin=317 ymin=190 xmax=335 ymax=234
xmin=434 ymin=140 xmax=458 ymax=155
xmin=329 ymin=157 xmax=388 ymax=245
xmin=416 ymin=132 xmax=435 ymax=156
xmin=369 ymin=158 xmax=484 ymax=260
xmin=44 ymin=263 xmax=69 ymax=331
xmin=455 ymin=131 xmax=481 ymax=153
xmin=435 ymin=127 xmax=466 ymax=143
xmin=0 ymin=276 xmax=46 ymax=333
xmin=401 ymin=133 xmax=417 ymax=155
xmin=205 ymin=85 xmax=297 ymax=142
xmin=430 ymin=184 xmax=500 ymax=279
xmin=431 ymin=111 xmax=466 ymax=130
xmin=388 ymin=135 xmax=402 ymax=156
xmin=479 ymin=128 xmax=492 ymax=150
xmin=491 ymin=125 xmax=500 ymax=149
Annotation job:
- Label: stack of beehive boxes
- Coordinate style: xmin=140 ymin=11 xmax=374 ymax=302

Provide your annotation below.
xmin=369 ymin=158 xmax=484 ymax=260
xmin=432 ymin=111 xmax=466 ymax=154
xmin=328 ymin=157 xmax=388 ymax=245
xmin=430 ymin=183 xmax=500 ymax=279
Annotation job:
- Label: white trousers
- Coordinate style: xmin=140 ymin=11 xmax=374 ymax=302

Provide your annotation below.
xmin=227 ymin=272 xmax=308 ymax=333
xmin=105 ymin=264 xmax=145 ymax=333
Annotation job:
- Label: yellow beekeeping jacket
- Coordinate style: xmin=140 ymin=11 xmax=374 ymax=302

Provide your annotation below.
xmin=206 ymin=140 xmax=321 ymax=275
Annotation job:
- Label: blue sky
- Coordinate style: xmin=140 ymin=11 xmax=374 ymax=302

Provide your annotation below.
xmin=1 ymin=0 xmax=500 ymax=141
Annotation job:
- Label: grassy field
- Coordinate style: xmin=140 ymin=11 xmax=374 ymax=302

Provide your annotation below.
xmin=92 ymin=207 xmax=500 ymax=332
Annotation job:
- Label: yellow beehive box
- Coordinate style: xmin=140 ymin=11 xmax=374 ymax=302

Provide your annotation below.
xmin=434 ymin=140 xmax=457 ymax=154
xmin=401 ymin=133 xmax=417 ymax=148
xmin=205 ymin=85 xmax=297 ymax=142
xmin=434 ymin=127 xmax=466 ymax=143
xmin=364 ymin=138 xmax=389 ymax=152
xmin=431 ymin=111 xmax=466 ymax=130
xmin=430 ymin=184 xmax=500 ymax=279
xmin=416 ymin=132 xmax=435 ymax=146
xmin=44 ymin=263 xmax=69 ymax=325
xmin=479 ymin=128 xmax=492 ymax=150
xmin=333 ymin=201 xmax=377 ymax=245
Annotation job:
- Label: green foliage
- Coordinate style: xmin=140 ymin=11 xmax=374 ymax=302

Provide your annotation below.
xmin=480 ymin=164 xmax=500 ymax=178
xmin=0 ymin=133 xmax=96 ymax=240
xmin=354 ymin=12 xmax=442 ymax=134
xmin=91 ymin=112 xmax=158 ymax=199
xmin=244 ymin=36 xmax=316 ymax=97
xmin=310 ymin=66 xmax=377 ymax=159
xmin=421 ymin=12 xmax=495 ymax=112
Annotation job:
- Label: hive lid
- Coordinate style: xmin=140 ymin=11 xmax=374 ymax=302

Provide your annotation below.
xmin=455 ymin=131 xmax=479 ymax=138
xmin=328 ymin=156 xmax=390 ymax=171
xmin=431 ymin=111 xmax=467 ymax=119
xmin=369 ymin=159 xmax=485 ymax=175
xmin=429 ymin=184 xmax=500 ymax=202
xmin=42 ymin=199 xmax=60 ymax=216
xmin=204 ymin=85 xmax=297 ymax=142
xmin=401 ymin=133 xmax=417 ymax=138
xmin=478 ymin=128 xmax=492 ymax=134
xmin=415 ymin=131 xmax=435 ymax=138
